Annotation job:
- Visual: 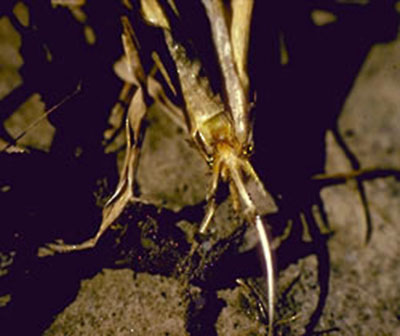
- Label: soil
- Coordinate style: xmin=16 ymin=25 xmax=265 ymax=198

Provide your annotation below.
xmin=1 ymin=2 xmax=400 ymax=336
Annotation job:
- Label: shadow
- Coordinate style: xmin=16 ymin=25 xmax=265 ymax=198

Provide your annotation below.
xmin=0 ymin=149 xmax=192 ymax=334
xmin=0 ymin=151 xmax=105 ymax=335
xmin=252 ymin=0 xmax=399 ymax=202
xmin=248 ymin=0 xmax=399 ymax=333
xmin=1 ymin=253 xmax=98 ymax=335
xmin=186 ymin=290 xmax=226 ymax=336
xmin=0 ymin=2 xmax=126 ymax=334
